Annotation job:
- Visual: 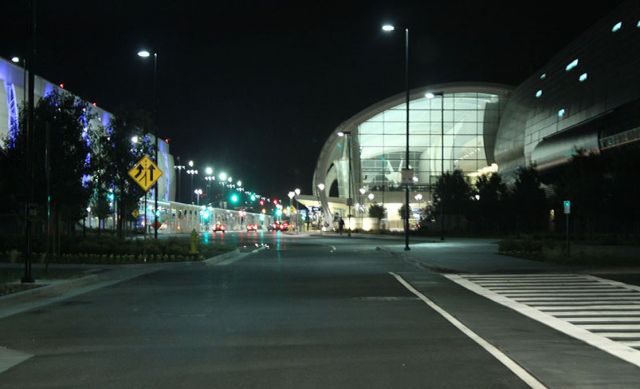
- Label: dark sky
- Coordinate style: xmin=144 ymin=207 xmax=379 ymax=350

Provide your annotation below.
xmin=1 ymin=0 xmax=626 ymax=198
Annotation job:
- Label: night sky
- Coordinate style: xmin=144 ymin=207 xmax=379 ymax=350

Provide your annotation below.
xmin=0 ymin=0 xmax=625 ymax=198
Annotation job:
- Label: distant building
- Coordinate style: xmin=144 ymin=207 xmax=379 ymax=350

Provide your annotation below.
xmin=306 ymin=1 xmax=640 ymax=230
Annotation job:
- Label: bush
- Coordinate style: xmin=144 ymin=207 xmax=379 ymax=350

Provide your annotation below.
xmin=368 ymin=204 xmax=386 ymax=219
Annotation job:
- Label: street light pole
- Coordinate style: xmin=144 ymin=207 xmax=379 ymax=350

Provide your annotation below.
xmin=174 ymin=157 xmax=185 ymax=203
xmin=137 ymin=49 xmax=159 ymax=238
xmin=403 ymin=27 xmax=410 ymax=251
xmin=383 ymin=24 xmax=410 ymax=250
xmin=440 ymin=93 xmax=445 ymax=241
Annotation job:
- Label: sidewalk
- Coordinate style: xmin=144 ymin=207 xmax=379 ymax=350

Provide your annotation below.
xmin=380 ymin=238 xmax=566 ymax=274
xmin=380 ymin=238 xmax=640 ymax=274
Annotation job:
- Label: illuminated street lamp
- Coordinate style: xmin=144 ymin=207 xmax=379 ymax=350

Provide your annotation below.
xmin=383 ymin=23 xmax=411 ymax=251
xmin=194 ymin=188 xmax=203 ymax=205
xmin=174 ymin=157 xmax=186 ymax=203
xmin=186 ymin=168 xmax=198 ymax=203
xmin=137 ymin=48 xmax=159 ymax=239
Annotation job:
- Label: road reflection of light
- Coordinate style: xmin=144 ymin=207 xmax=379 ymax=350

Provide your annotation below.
xmin=202 ymin=231 xmax=210 ymax=245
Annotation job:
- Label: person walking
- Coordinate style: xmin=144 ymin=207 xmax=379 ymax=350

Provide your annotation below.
xmin=338 ymin=217 xmax=345 ymax=235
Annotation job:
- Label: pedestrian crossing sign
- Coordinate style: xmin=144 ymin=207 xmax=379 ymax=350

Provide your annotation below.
xmin=128 ymin=155 xmax=163 ymax=192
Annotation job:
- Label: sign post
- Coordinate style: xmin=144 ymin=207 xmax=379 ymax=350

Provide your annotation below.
xmin=128 ymin=155 xmax=163 ymax=237
xmin=563 ymin=200 xmax=571 ymax=256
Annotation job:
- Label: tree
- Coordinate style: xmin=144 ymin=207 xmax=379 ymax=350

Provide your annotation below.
xmin=0 ymin=90 xmax=93 ymax=243
xmin=92 ymin=109 xmax=152 ymax=238
xmin=510 ymin=166 xmax=548 ymax=233
xmin=368 ymin=203 xmax=386 ymax=219
xmin=548 ymin=150 xmax=613 ymax=237
xmin=473 ymin=173 xmax=508 ymax=233
xmin=433 ymin=170 xmax=474 ymax=230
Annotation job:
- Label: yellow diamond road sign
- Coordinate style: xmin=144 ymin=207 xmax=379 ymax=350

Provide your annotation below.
xmin=128 ymin=155 xmax=163 ymax=192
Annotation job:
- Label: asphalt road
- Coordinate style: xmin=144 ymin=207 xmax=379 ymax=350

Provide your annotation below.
xmin=2 ymin=233 xmax=640 ymax=387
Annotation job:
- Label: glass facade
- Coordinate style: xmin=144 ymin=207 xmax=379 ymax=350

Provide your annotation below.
xmin=356 ymin=92 xmax=504 ymax=194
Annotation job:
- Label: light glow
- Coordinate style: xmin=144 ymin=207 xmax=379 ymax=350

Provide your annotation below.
xmin=11 ymin=57 xmax=20 ymax=63
xmin=579 ymin=73 xmax=588 ymax=82
xmin=137 ymin=50 xmax=151 ymax=58
xmin=612 ymin=22 xmax=622 ymax=32
xmin=382 ymin=24 xmax=395 ymax=32
xmin=205 ymin=167 xmax=213 ymax=175
xmin=565 ymin=58 xmax=579 ymax=72
xmin=535 ymin=89 xmax=543 ymax=98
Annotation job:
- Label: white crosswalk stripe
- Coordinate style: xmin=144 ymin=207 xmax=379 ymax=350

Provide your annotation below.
xmin=446 ymin=273 xmax=640 ymax=368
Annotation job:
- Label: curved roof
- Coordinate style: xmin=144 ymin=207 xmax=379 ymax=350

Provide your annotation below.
xmin=312 ymin=82 xmax=513 ymax=192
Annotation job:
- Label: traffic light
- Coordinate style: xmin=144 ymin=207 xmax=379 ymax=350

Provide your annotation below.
xmin=250 ymin=194 xmax=256 ymax=202
xmin=230 ymin=193 xmax=239 ymax=204
xmin=259 ymin=199 xmax=265 ymax=206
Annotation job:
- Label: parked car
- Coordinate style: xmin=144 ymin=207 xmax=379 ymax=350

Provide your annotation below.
xmin=246 ymin=223 xmax=258 ymax=231
xmin=213 ymin=223 xmax=226 ymax=232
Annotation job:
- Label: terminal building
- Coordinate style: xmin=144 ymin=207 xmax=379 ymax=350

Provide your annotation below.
xmin=305 ymin=1 xmax=640 ymax=230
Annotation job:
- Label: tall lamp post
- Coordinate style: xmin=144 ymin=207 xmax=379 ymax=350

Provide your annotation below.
xmin=204 ymin=166 xmax=214 ymax=203
xmin=426 ymin=91 xmax=445 ymax=240
xmin=186 ymin=163 xmax=198 ymax=204
xmin=383 ymin=23 xmax=410 ymax=251
xmin=194 ymin=189 xmax=203 ymax=205
xmin=174 ymin=157 xmax=185 ymax=203
xmin=137 ymin=49 xmax=159 ymax=239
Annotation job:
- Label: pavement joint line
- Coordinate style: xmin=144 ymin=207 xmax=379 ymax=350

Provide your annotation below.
xmin=389 ymin=272 xmax=547 ymax=389
xmin=0 ymin=346 xmax=32 ymax=375
xmin=446 ymin=274 xmax=640 ymax=369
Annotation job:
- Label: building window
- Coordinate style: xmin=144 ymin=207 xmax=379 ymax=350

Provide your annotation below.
xmin=579 ymin=73 xmax=588 ymax=82
xmin=565 ymin=59 xmax=579 ymax=72
xmin=612 ymin=22 xmax=622 ymax=32
xmin=535 ymin=89 xmax=543 ymax=98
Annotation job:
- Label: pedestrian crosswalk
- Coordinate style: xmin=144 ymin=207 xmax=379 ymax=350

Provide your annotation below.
xmin=445 ymin=273 xmax=640 ymax=368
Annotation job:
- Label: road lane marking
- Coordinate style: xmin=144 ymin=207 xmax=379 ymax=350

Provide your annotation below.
xmin=389 ymin=272 xmax=546 ymax=389
xmin=0 ymin=346 xmax=32 ymax=374
xmin=447 ymin=273 xmax=640 ymax=368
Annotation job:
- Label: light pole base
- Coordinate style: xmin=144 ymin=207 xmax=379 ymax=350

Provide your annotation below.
xmin=404 ymin=246 xmax=410 ymax=251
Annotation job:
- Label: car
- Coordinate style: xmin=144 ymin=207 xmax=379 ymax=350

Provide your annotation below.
xmin=246 ymin=223 xmax=258 ymax=231
xmin=269 ymin=221 xmax=288 ymax=232
xmin=213 ymin=223 xmax=226 ymax=232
